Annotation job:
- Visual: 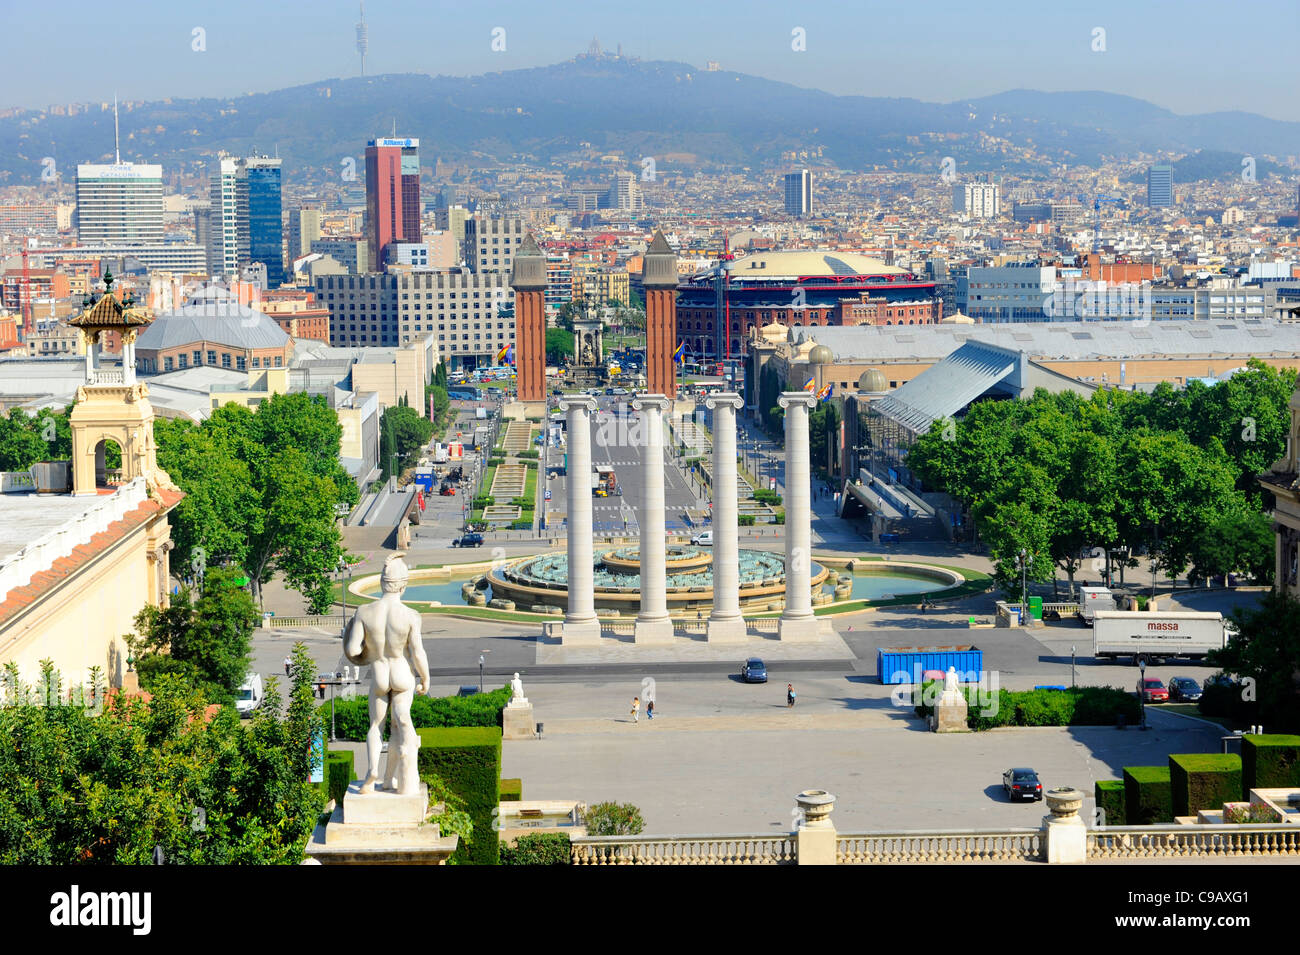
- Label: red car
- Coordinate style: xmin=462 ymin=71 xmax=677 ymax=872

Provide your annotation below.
xmin=1140 ymin=678 xmax=1169 ymax=703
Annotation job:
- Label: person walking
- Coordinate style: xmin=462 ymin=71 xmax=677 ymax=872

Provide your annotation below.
xmin=646 ymin=699 xmax=655 ymax=721
xmin=786 ymin=683 xmax=797 ymax=708
xmin=283 ymin=654 xmax=292 ymax=677
xmin=631 ymin=696 xmax=640 ymax=723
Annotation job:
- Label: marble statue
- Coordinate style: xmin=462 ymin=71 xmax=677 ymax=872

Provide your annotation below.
xmin=343 ymin=554 xmax=430 ymax=795
xmin=510 ymin=672 xmax=526 ymax=704
xmin=943 ymin=666 xmax=959 ymax=695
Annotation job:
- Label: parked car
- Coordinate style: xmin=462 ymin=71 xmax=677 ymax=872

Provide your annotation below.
xmin=1167 ymin=677 xmax=1202 ymax=702
xmin=739 ymin=658 xmax=768 ymax=684
xmin=453 ymin=532 xmax=485 ymax=547
xmin=1002 ymin=767 xmax=1043 ymax=801
xmin=1140 ymin=678 xmax=1169 ymax=703
xmin=691 ymin=529 xmax=713 ymax=546
xmin=235 ymin=672 xmax=264 ymax=717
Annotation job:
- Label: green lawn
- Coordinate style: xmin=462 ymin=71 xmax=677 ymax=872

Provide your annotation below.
xmin=1160 ymin=703 xmax=1236 ymax=730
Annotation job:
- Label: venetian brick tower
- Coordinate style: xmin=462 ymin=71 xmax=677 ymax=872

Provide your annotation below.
xmin=509 ymin=233 xmax=548 ymax=403
xmin=643 ymin=231 xmax=679 ymax=399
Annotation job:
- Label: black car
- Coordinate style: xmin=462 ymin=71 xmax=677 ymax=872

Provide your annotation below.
xmin=739 ymin=658 xmax=768 ymax=683
xmin=453 ymin=532 xmax=485 ymax=547
xmin=1168 ymin=677 xmax=1203 ymax=702
xmin=1002 ymin=768 xmax=1043 ymax=801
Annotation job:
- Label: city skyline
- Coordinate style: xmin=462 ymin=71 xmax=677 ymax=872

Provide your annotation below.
xmin=6 ymin=0 xmax=1300 ymax=122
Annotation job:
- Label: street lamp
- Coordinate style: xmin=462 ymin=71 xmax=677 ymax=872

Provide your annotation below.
xmin=478 ymin=654 xmax=485 ymax=694
xmin=1017 ymin=548 xmax=1029 ymax=621
xmin=1071 ymin=645 xmax=1076 ymax=690
xmin=1138 ymin=658 xmax=1149 ymax=731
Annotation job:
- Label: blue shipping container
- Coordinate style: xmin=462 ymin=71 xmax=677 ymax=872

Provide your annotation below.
xmin=876 ymin=646 xmax=983 ymax=685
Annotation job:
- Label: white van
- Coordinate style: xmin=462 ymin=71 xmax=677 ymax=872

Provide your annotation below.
xmin=691 ymin=529 xmax=713 ymax=546
xmin=235 ymin=672 xmax=264 ymax=716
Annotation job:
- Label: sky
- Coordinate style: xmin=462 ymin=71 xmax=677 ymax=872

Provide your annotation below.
xmin=6 ymin=0 xmax=1299 ymax=121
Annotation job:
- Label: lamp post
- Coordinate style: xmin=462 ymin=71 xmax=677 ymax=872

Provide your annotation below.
xmin=478 ymin=653 xmax=485 ymax=694
xmin=1016 ymin=548 xmax=1029 ymax=623
xmin=1138 ymin=658 xmax=1148 ymax=731
xmin=1071 ymin=645 xmax=1076 ymax=690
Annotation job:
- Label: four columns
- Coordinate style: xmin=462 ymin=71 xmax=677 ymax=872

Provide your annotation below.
xmin=778 ymin=392 xmax=821 ymax=641
xmin=558 ymin=396 xmax=601 ymax=644
xmin=632 ymin=395 xmax=673 ymax=644
xmin=705 ymin=392 xmax=747 ymax=642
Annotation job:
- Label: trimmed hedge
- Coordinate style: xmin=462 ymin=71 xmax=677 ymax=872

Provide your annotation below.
xmin=324 ymin=750 xmax=354 ymax=807
xmin=1169 ymin=753 xmax=1242 ymax=817
xmin=500 ymin=777 xmax=523 ymax=802
xmin=1095 ymin=779 xmax=1126 ymax=826
xmin=1243 ymin=734 xmax=1300 ymax=791
xmin=320 ymin=685 xmax=512 ymax=742
xmin=417 ymin=726 xmax=502 ymax=866
xmin=499 ymin=832 xmax=571 ymax=865
xmin=955 ymin=686 xmax=1140 ymax=731
xmin=1123 ymin=766 xmax=1173 ymax=824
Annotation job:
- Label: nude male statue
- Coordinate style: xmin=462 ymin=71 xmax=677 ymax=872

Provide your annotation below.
xmin=343 ymin=554 xmax=430 ymax=795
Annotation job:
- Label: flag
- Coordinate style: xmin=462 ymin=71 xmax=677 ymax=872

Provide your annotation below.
xmin=496 ymin=342 xmax=514 ymax=365
xmin=818 ymin=383 xmax=834 ymax=403
xmin=673 ymin=341 xmax=686 ymax=364
xmin=803 ymin=377 xmax=816 ymax=392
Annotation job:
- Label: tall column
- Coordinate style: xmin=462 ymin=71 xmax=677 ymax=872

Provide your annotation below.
xmin=632 ymin=395 xmax=673 ymax=644
xmin=510 ymin=234 xmax=548 ymax=404
xmin=642 ymin=231 xmax=679 ymax=400
xmin=706 ymin=392 xmax=746 ymax=642
xmin=558 ymin=396 xmax=601 ymax=644
xmin=779 ymin=392 xmax=820 ymax=641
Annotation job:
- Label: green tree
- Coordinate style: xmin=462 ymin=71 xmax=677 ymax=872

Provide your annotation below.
xmin=1210 ymin=591 xmax=1300 ymax=732
xmin=0 ymin=646 xmax=323 ymax=864
xmin=130 ymin=566 xmax=258 ymax=702
xmin=545 ymin=327 xmax=575 ymax=365
xmin=584 ymin=801 xmax=645 ymax=836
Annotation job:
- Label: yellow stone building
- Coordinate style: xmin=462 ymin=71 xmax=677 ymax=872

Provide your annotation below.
xmin=0 ymin=275 xmax=183 ymax=690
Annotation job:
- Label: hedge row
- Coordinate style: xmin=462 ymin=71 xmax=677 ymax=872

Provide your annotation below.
xmin=1123 ymin=766 xmax=1173 ymax=824
xmin=500 ymin=778 xmax=523 ymax=802
xmin=323 ymin=750 xmax=354 ymax=807
xmin=319 ymin=685 xmax=512 ymax=742
xmin=499 ymin=832 xmax=571 ymax=865
xmin=417 ymin=726 xmax=502 ymax=865
xmin=1169 ymin=754 xmax=1242 ymax=817
xmin=1243 ymin=734 xmax=1300 ymax=791
xmin=922 ymin=686 xmax=1140 ymax=730
xmin=1094 ymin=779 xmax=1126 ymax=826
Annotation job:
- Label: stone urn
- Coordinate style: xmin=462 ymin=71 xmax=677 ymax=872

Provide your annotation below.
xmin=795 ymin=789 xmax=836 ymax=828
xmin=1044 ymin=787 xmax=1084 ymax=818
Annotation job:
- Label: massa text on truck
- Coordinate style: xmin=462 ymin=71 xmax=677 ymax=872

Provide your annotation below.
xmin=1092 ymin=611 xmax=1234 ymax=666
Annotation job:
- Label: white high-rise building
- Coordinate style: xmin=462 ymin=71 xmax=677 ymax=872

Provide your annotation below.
xmin=952 ymin=182 xmax=1001 ymax=219
xmin=74 ymin=163 xmax=164 ymax=245
xmin=783 ymin=169 xmax=811 ymax=217
xmin=608 ymin=171 xmax=644 ymax=212
xmin=207 ymin=157 xmax=249 ymax=277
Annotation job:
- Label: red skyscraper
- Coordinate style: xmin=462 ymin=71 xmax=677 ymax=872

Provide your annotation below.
xmin=365 ymin=137 xmax=420 ymax=270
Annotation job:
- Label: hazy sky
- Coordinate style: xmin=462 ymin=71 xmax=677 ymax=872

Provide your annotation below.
xmin=8 ymin=0 xmax=1299 ymax=121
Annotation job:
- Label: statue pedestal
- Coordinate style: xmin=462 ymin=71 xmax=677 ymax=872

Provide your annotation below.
xmin=934 ymin=692 xmax=969 ymax=733
xmin=306 ymin=781 xmax=460 ymax=865
xmin=634 ymin=618 xmax=675 ymax=644
xmin=503 ymin=701 xmax=536 ymax=740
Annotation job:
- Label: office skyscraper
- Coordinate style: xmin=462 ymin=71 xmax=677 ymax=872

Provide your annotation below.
xmin=783 ymin=169 xmax=811 ymax=217
xmin=75 ymin=162 xmax=165 ymax=245
xmin=365 ymin=137 xmax=421 ymax=270
xmin=1147 ymin=164 xmax=1174 ymax=208
xmin=608 ymin=171 xmax=643 ymax=212
xmin=207 ymin=156 xmax=247 ymax=276
xmin=244 ymin=156 xmax=284 ymax=287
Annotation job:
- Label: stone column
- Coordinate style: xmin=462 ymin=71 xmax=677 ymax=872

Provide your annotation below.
xmin=705 ymin=392 xmax=746 ymax=642
xmin=778 ymin=392 xmax=820 ymax=641
xmin=559 ymin=396 xmax=601 ymax=644
xmin=642 ymin=231 xmax=679 ymax=400
xmin=632 ymin=395 xmax=673 ymax=644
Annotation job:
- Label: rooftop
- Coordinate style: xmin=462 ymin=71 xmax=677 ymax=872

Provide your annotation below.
xmin=135 ymin=304 xmax=290 ymax=352
xmin=724 ymin=250 xmax=907 ymax=279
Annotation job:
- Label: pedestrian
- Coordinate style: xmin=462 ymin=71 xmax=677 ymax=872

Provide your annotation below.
xmin=647 ymin=699 xmax=655 ymax=720
xmin=631 ymin=696 xmax=640 ymax=723
xmin=283 ymin=654 xmax=291 ymax=677
xmin=787 ymin=683 xmax=796 ymax=708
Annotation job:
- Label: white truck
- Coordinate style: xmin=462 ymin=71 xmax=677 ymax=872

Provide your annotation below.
xmin=1076 ymin=586 xmax=1116 ymax=624
xmin=1092 ymin=611 xmax=1231 ymax=665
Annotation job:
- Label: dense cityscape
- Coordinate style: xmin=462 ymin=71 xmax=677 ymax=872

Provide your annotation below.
xmin=0 ymin=0 xmax=1297 ymax=929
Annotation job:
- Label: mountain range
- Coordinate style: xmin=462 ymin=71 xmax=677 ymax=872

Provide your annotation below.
xmin=4 ymin=57 xmax=1298 ymax=186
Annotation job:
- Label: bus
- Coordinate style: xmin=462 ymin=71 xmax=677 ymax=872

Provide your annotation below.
xmin=593 ymin=465 xmax=617 ymax=497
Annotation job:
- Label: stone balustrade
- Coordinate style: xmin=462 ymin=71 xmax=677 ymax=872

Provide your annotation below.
xmin=258 ymin=615 xmax=346 ymax=630
xmin=0 ymin=477 xmax=148 ymax=604
xmin=571 ymin=834 xmax=796 ymax=865
xmin=837 ymin=829 xmax=1043 ymax=863
xmin=1087 ymin=824 xmax=1300 ymax=859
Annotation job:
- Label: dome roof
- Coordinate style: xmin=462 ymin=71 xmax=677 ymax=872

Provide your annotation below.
xmin=808 ymin=344 xmax=833 ymax=365
xmin=858 ymin=368 xmax=888 ymax=393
